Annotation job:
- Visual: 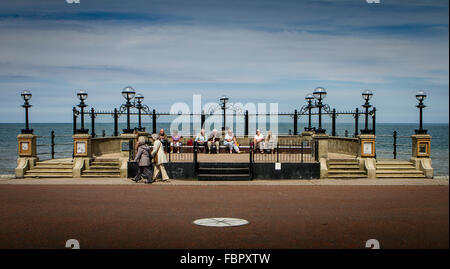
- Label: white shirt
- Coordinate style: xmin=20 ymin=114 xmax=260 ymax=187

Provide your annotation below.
xmin=254 ymin=134 xmax=264 ymax=141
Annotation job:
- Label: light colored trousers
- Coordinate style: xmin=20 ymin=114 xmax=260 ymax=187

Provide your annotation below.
xmin=153 ymin=164 xmax=169 ymax=180
xmin=224 ymin=141 xmax=239 ymax=153
xmin=207 ymin=141 xmax=220 ymax=152
xmin=255 ymin=141 xmax=265 ymax=151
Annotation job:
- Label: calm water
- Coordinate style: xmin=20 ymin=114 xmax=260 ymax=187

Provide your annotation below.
xmin=0 ymin=122 xmax=448 ymax=176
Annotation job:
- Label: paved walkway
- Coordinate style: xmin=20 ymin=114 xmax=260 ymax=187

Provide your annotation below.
xmin=0 ymin=177 xmax=448 ymax=185
xmin=0 ymin=184 xmax=447 ymax=248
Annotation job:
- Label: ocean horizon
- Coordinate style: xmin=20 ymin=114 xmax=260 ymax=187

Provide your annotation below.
xmin=1 ymin=122 xmax=448 ymax=176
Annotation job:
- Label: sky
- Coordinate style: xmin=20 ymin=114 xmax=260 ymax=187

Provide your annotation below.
xmin=0 ymin=0 xmax=448 ymax=124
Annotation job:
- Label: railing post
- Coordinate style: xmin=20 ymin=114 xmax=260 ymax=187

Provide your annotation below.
xmin=72 ymin=107 xmax=77 ymax=135
xmin=245 ymin=110 xmax=249 ymax=136
xmin=114 ymin=108 xmax=119 ymax=137
xmin=152 ymin=109 xmax=157 ymax=134
xmin=51 ymin=130 xmax=55 ymax=159
xmin=249 ymin=140 xmax=254 ymax=180
xmin=372 ymin=107 xmax=376 ymax=135
xmin=128 ymin=139 xmax=134 ymax=161
xmin=193 ymin=141 xmax=198 ymax=175
xmin=354 ymin=107 xmax=359 ymax=138
xmin=331 ymin=108 xmax=336 ymax=137
xmin=276 ymin=142 xmax=280 ymax=163
xmin=393 ymin=130 xmax=397 ymax=159
xmin=293 ymin=109 xmax=298 ymax=135
xmin=91 ymin=107 xmax=95 ymax=138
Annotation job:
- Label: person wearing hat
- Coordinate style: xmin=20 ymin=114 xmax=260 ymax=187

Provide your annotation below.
xmin=151 ymin=133 xmax=170 ymax=182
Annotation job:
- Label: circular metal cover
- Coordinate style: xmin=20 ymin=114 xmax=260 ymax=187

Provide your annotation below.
xmin=193 ymin=218 xmax=249 ymax=227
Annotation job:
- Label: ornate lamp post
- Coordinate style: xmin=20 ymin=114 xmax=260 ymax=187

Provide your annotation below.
xmin=20 ymin=90 xmax=33 ymax=134
xmin=360 ymin=90 xmax=373 ymax=134
xmin=415 ymin=90 xmax=427 ymax=134
xmin=134 ymin=93 xmax=150 ymax=132
xmin=121 ymin=86 xmax=136 ymax=134
xmin=313 ymin=87 xmax=327 ymax=134
xmin=76 ymin=90 xmax=89 ymax=134
xmin=220 ymin=95 xmax=229 ymax=131
xmin=304 ymin=93 xmax=314 ymax=131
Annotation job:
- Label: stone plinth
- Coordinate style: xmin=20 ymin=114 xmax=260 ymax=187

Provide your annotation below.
xmin=312 ymin=133 xmax=328 ymax=159
xmin=16 ymin=134 xmax=38 ymax=178
xmin=358 ymin=134 xmax=376 ymax=158
xmin=411 ymin=134 xmax=431 ymax=158
xmin=73 ymin=133 xmax=92 ymax=158
xmin=17 ymin=133 xmax=37 ymax=157
xmin=411 ymin=134 xmax=433 ymax=178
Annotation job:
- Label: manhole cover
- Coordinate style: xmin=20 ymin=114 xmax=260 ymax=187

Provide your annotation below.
xmin=193 ymin=218 xmax=249 ymax=227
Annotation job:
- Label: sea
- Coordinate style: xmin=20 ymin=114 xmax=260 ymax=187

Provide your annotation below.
xmin=0 ymin=122 xmax=448 ymax=176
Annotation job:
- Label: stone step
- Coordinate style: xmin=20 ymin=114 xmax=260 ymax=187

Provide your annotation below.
xmin=24 ymin=174 xmax=73 ymax=178
xmin=197 ymin=174 xmax=251 ymax=181
xmin=376 ymin=174 xmax=425 ymax=178
xmin=198 ymin=167 xmax=249 ymax=175
xmin=91 ymin=162 xmax=119 ymax=166
xmin=28 ymin=168 xmax=73 ymax=172
xmin=198 ymin=162 xmax=250 ymax=169
xmin=376 ymin=162 xmax=415 ymax=166
xmin=376 ymin=170 xmax=424 ymax=174
xmin=328 ymin=170 xmax=367 ymax=174
xmin=376 ymin=160 xmax=413 ymax=165
xmin=80 ymin=174 xmax=121 ymax=178
xmin=93 ymin=158 xmax=120 ymax=162
xmin=328 ymin=164 xmax=360 ymax=169
xmin=35 ymin=163 xmax=73 ymax=168
xmin=83 ymin=170 xmax=120 ymax=174
xmin=376 ymin=165 xmax=417 ymax=170
xmin=26 ymin=170 xmax=72 ymax=175
xmin=328 ymin=161 xmax=359 ymax=165
xmin=88 ymin=165 xmax=120 ymax=170
xmin=327 ymin=174 xmax=367 ymax=179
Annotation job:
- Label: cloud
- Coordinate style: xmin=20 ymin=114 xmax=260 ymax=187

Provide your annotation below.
xmin=0 ymin=0 xmax=448 ymax=123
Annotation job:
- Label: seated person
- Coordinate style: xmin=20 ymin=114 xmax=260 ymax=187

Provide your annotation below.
xmin=264 ymin=130 xmax=277 ymax=154
xmin=159 ymin=128 xmax=169 ymax=151
xmin=195 ymin=129 xmax=208 ymax=152
xmin=170 ymin=130 xmax=182 ymax=153
xmin=224 ymin=129 xmax=240 ymax=154
xmin=253 ymin=129 xmax=265 ymax=153
xmin=207 ymin=129 xmax=220 ymax=154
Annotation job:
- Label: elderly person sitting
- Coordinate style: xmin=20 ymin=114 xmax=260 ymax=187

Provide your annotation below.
xmin=253 ymin=129 xmax=265 ymax=153
xmin=207 ymin=129 xmax=220 ymax=154
xmin=224 ymin=129 xmax=240 ymax=154
xmin=195 ymin=128 xmax=207 ymax=152
xmin=264 ymin=130 xmax=277 ymax=154
xmin=133 ymin=136 xmax=152 ymax=183
xmin=170 ymin=129 xmax=182 ymax=154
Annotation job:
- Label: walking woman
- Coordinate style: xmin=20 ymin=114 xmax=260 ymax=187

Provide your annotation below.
xmin=133 ymin=136 xmax=153 ymax=183
xmin=151 ymin=133 xmax=170 ymax=182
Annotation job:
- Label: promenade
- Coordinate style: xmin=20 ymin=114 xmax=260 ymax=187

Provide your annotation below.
xmin=0 ymin=177 xmax=448 ymax=249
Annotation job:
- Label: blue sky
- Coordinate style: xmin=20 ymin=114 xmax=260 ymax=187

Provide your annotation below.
xmin=0 ymin=0 xmax=448 ymax=123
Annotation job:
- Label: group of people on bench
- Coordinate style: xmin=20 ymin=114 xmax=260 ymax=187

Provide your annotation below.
xmin=156 ymin=127 xmax=277 ymax=154
xmin=195 ymin=128 xmax=277 ymax=154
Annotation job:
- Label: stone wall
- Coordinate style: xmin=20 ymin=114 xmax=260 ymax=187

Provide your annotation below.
xmin=327 ymin=136 xmax=359 ymax=156
xmin=91 ymin=137 xmax=121 ymax=156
